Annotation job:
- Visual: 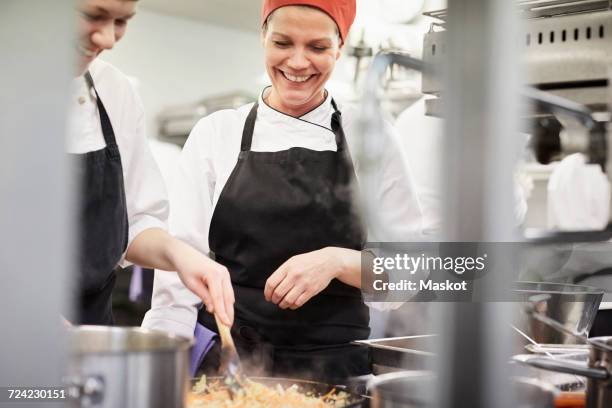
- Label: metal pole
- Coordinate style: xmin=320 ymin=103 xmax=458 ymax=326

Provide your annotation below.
xmin=435 ymin=0 xmax=522 ymax=407
xmin=0 ymin=1 xmax=74 ymax=406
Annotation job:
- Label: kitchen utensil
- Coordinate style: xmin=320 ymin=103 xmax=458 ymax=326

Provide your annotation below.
xmin=513 ymin=352 xmax=589 ymax=392
xmin=525 ymin=344 xmax=590 ymax=355
xmin=367 ymin=371 xmax=435 ymax=407
xmin=214 ymin=314 xmax=244 ymax=395
xmin=514 ymin=281 xmax=604 ymax=344
xmin=367 ymin=372 xmax=556 ymax=407
xmin=512 ymin=323 xmax=587 ymax=387
xmin=66 ymin=326 xmax=191 ymax=408
xmin=525 ymin=294 xmax=612 ymax=352
xmin=353 ymin=335 xmax=435 ymax=374
xmin=515 ymin=298 xmax=612 ymax=408
xmin=515 ymin=339 xmax=612 ymax=408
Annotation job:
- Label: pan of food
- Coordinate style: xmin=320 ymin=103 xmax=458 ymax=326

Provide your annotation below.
xmin=187 ymin=375 xmax=367 ymax=407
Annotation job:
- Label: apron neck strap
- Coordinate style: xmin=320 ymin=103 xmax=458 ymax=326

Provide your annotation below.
xmin=241 ymin=101 xmax=259 ymax=152
xmin=84 ymin=71 xmax=119 ymax=149
xmin=240 ymin=98 xmax=347 ymax=152
xmin=330 ymin=98 xmax=347 ymax=152
xmin=330 ymin=98 xmax=340 ymax=113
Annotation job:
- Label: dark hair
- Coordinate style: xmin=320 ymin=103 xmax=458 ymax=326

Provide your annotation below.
xmin=262 ymin=5 xmax=340 ymax=40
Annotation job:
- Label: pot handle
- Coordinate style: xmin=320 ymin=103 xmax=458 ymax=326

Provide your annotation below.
xmin=523 ymin=357 xmax=609 ymax=381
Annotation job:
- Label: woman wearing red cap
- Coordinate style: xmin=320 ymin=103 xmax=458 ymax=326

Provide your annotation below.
xmin=143 ymin=0 xmax=422 ymax=381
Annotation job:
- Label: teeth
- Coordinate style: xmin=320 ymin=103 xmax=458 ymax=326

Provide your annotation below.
xmin=283 ymin=72 xmax=311 ymax=83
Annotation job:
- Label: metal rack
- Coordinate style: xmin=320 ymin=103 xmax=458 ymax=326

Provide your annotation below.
xmin=422 ymin=0 xmax=612 ymax=111
xmin=519 ymin=0 xmax=612 ymax=19
xmin=422 ymin=8 xmax=447 ymax=23
xmin=424 ymin=0 xmax=612 ymax=23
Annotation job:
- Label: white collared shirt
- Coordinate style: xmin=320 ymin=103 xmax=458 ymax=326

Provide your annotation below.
xmin=142 ymin=89 xmax=423 ymax=338
xmin=67 ymin=58 xmax=168 ymax=266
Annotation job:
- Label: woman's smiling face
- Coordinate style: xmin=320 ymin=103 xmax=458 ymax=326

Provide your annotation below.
xmin=262 ymin=6 xmax=341 ymax=117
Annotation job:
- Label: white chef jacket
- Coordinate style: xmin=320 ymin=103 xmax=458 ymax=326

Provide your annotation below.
xmin=142 ymin=89 xmax=423 ymax=339
xmin=66 ymin=58 xmax=169 ymax=266
xmin=395 ymin=96 xmax=528 ymax=234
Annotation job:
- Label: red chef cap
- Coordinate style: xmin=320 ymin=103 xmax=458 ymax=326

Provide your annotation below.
xmin=261 ymin=0 xmax=356 ymax=44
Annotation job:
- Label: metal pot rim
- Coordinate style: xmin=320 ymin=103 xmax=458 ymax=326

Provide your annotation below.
xmin=590 ymin=335 xmax=612 ymax=344
xmin=70 ymin=325 xmax=193 ymax=354
xmin=514 ymin=281 xmax=605 ymax=295
xmin=367 ymin=370 xmax=435 ymax=393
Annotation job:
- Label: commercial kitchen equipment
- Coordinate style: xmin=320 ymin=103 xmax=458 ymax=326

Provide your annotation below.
xmin=514 ymin=281 xmax=604 ymax=344
xmin=423 ymin=0 xmax=612 ymax=113
xmin=367 ymin=372 xmax=557 ymax=408
xmin=355 ymin=0 xmax=523 ymax=407
xmin=354 ymin=335 xmax=436 ymax=374
xmin=66 ymin=326 xmax=191 ymax=408
xmin=354 ymin=282 xmax=601 ymax=379
xmin=157 ymin=92 xmax=255 ymax=147
xmin=367 ymin=371 xmax=435 ymax=408
xmin=421 ymin=0 xmax=612 ymax=241
xmin=515 ymin=299 xmax=612 ymax=408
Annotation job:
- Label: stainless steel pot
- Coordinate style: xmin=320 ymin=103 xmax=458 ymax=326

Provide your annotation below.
xmin=514 ymin=281 xmax=604 ymax=344
xmin=367 ymin=372 xmax=556 ymax=408
xmin=518 ymin=336 xmax=612 ymax=408
xmin=66 ymin=326 xmax=192 ymax=408
xmin=367 ymin=371 xmax=435 ymax=408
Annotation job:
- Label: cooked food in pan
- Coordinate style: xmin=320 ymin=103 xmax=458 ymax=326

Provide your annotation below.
xmin=187 ymin=375 xmax=352 ymax=408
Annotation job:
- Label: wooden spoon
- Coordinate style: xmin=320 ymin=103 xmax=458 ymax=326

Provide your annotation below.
xmin=215 ymin=314 xmax=244 ymax=395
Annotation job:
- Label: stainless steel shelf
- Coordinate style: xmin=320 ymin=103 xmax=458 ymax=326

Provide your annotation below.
xmin=519 ymin=0 xmax=612 ymax=19
xmin=423 ymin=0 xmax=612 ymax=23
xmin=422 ymin=8 xmax=447 ymax=22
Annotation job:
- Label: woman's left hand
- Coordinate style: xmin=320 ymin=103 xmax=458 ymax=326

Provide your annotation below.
xmin=264 ymin=247 xmax=359 ymax=310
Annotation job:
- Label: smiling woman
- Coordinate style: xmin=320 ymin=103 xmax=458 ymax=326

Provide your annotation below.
xmin=76 ymin=0 xmax=138 ymax=74
xmin=262 ymin=6 xmax=341 ymax=117
xmin=143 ymin=0 xmax=424 ymax=383
xmin=67 ymin=0 xmax=236 ymax=327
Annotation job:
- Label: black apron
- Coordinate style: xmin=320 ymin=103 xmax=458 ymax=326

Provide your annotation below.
xmin=71 ymin=72 xmax=129 ymax=325
xmin=199 ymin=99 xmax=371 ymax=382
